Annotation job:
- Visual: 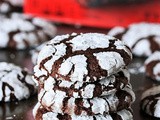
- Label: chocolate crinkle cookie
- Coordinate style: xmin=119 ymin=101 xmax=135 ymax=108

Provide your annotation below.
xmin=141 ymin=85 xmax=160 ymax=118
xmin=34 ymin=33 xmax=132 ymax=83
xmin=0 ymin=13 xmax=57 ymax=50
xmin=145 ymin=51 xmax=160 ymax=81
xmin=33 ymin=33 xmax=135 ymax=120
xmin=108 ymin=22 xmax=160 ymax=57
xmin=0 ymin=0 xmax=23 ymax=14
xmin=0 ymin=62 xmax=37 ymax=102
xmin=38 ymin=68 xmax=130 ymax=98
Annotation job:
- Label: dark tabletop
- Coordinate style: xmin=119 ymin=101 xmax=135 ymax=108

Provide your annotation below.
xmin=0 ymin=24 xmax=159 ymax=120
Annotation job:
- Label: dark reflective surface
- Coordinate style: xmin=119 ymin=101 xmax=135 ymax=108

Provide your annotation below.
xmin=0 ymin=25 xmax=159 ymax=120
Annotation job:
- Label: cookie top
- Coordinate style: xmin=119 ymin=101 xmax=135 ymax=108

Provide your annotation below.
xmin=108 ymin=23 xmax=160 ymax=57
xmin=38 ymin=84 xmax=135 ymax=115
xmin=0 ymin=13 xmax=57 ymax=50
xmin=145 ymin=51 xmax=160 ymax=81
xmin=0 ymin=62 xmax=37 ymax=102
xmin=141 ymin=85 xmax=160 ymax=118
xmin=0 ymin=0 xmax=23 ymax=14
xmin=39 ymin=68 xmax=130 ymax=98
xmin=33 ymin=102 xmax=133 ymax=120
xmin=34 ymin=33 xmax=132 ymax=83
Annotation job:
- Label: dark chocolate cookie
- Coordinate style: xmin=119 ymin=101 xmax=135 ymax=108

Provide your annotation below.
xmin=38 ymin=68 xmax=130 ymax=98
xmin=34 ymin=33 xmax=132 ymax=83
xmin=141 ymin=85 xmax=160 ymax=118
xmin=0 ymin=13 xmax=56 ymax=50
xmin=38 ymin=84 xmax=135 ymax=116
xmin=0 ymin=62 xmax=37 ymax=102
xmin=108 ymin=23 xmax=160 ymax=57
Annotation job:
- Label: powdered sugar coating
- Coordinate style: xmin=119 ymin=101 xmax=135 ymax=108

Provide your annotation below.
xmin=0 ymin=13 xmax=56 ymax=50
xmin=34 ymin=33 xmax=132 ymax=83
xmin=141 ymin=85 xmax=160 ymax=118
xmin=33 ymin=102 xmax=133 ymax=120
xmin=108 ymin=23 xmax=160 ymax=57
xmin=31 ymin=42 xmax=47 ymax=65
xmin=38 ymin=85 xmax=135 ymax=115
xmin=38 ymin=68 xmax=130 ymax=98
xmin=0 ymin=62 xmax=37 ymax=102
xmin=0 ymin=0 xmax=23 ymax=14
xmin=145 ymin=51 xmax=160 ymax=81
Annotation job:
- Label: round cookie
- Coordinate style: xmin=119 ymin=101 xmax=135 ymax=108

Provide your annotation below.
xmin=31 ymin=42 xmax=47 ymax=65
xmin=108 ymin=23 xmax=160 ymax=57
xmin=33 ymin=102 xmax=133 ymax=120
xmin=0 ymin=62 xmax=37 ymax=102
xmin=145 ymin=51 xmax=160 ymax=81
xmin=38 ymin=84 xmax=135 ymax=116
xmin=0 ymin=13 xmax=56 ymax=50
xmin=34 ymin=33 xmax=132 ymax=83
xmin=0 ymin=0 xmax=23 ymax=14
xmin=140 ymin=85 xmax=160 ymax=118
xmin=39 ymin=68 xmax=130 ymax=98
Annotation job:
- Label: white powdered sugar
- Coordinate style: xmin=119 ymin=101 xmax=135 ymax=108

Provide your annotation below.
xmin=108 ymin=22 xmax=160 ymax=57
xmin=31 ymin=42 xmax=47 ymax=65
xmin=94 ymin=52 xmax=124 ymax=76
xmin=69 ymin=33 xmax=110 ymax=51
xmin=154 ymin=100 xmax=160 ymax=118
xmin=0 ymin=62 xmax=37 ymax=102
xmin=0 ymin=13 xmax=56 ymax=49
xmin=38 ymin=85 xmax=134 ymax=116
xmin=145 ymin=51 xmax=160 ymax=81
xmin=108 ymin=26 xmax=126 ymax=36
xmin=123 ymin=23 xmax=160 ymax=47
xmin=145 ymin=51 xmax=160 ymax=64
xmin=33 ymin=102 xmax=133 ymax=120
xmin=117 ymin=109 xmax=133 ymax=120
xmin=59 ymin=55 xmax=88 ymax=82
xmin=141 ymin=85 xmax=160 ymax=118
xmin=0 ymin=2 xmax=10 ymax=13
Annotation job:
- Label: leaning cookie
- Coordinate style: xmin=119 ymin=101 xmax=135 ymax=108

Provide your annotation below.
xmin=33 ymin=102 xmax=133 ymax=120
xmin=34 ymin=33 xmax=132 ymax=83
xmin=40 ymin=68 xmax=130 ymax=98
xmin=0 ymin=13 xmax=56 ymax=50
xmin=38 ymin=84 xmax=135 ymax=116
xmin=145 ymin=51 xmax=160 ymax=81
xmin=0 ymin=62 xmax=37 ymax=102
xmin=0 ymin=0 xmax=23 ymax=14
xmin=140 ymin=85 xmax=160 ymax=118
xmin=108 ymin=23 xmax=160 ymax=57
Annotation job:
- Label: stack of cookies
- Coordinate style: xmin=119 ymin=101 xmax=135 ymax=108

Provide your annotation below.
xmin=33 ymin=33 xmax=135 ymax=120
